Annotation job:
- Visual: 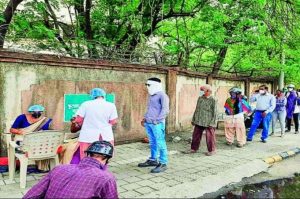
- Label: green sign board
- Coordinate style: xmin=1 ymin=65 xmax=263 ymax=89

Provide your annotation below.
xmin=64 ymin=93 xmax=116 ymax=122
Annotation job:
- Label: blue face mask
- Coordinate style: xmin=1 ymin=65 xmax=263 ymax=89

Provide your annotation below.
xmin=199 ymin=90 xmax=205 ymax=97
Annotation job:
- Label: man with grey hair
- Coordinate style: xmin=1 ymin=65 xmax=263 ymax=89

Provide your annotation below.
xmin=186 ymin=84 xmax=217 ymax=156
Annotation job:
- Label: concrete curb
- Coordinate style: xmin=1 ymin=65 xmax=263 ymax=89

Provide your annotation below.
xmin=263 ymin=147 xmax=300 ymax=164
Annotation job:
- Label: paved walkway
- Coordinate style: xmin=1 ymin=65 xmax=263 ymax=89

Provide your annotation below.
xmin=1 ymin=130 xmax=300 ymax=198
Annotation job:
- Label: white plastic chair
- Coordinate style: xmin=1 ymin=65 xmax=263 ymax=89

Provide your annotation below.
xmin=8 ymin=130 xmax=64 ymax=188
xmin=3 ymin=133 xmax=12 ymax=155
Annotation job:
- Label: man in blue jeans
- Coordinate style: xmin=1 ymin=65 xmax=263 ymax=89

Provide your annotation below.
xmin=247 ymin=85 xmax=276 ymax=143
xmin=138 ymin=77 xmax=169 ymax=173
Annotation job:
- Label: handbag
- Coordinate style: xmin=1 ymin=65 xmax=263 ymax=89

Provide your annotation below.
xmin=70 ymin=117 xmax=82 ymax=133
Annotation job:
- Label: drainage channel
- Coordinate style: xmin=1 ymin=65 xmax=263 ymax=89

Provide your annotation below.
xmin=216 ymin=175 xmax=300 ymax=199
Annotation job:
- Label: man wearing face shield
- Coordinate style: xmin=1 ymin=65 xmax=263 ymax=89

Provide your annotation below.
xmin=224 ymin=87 xmax=251 ymax=147
xmin=247 ymin=85 xmax=276 ymax=143
xmin=285 ymin=84 xmax=299 ymax=133
xmin=10 ymin=104 xmax=53 ymax=171
xmin=138 ymin=77 xmax=169 ymax=173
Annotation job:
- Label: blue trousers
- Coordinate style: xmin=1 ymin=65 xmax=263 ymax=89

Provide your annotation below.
xmin=144 ymin=122 xmax=168 ymax=164
xmin=247 ymin=111 xmax=272 ymax=141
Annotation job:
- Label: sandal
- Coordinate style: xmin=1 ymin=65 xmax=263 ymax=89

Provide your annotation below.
xmin=226 ymin=142 xmax=233 ymax=146
xmin=182 ymin=150 xmax=197 ymax=154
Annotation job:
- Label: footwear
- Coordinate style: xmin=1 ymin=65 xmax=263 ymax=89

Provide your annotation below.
xmin=150 ymin=163 xmax=167 ymax=173
xmin=237 ymin=144 xmax=243 ymax=148
xmin=246 ymin=138 xmax=252 ymax=142
xmin=269 ymin=132 xmax=274 ymax=136
xmin=205 ymin=151 xmax=216 ymax=156
xmin=226 ymin=142 xmax=233 ymax=146
xmin=138 ymin=160 xmax=159 ymax=167
xmin=281 ymin=133 xmax=285 ymax=138
xmin=182 ymin=149 xmax=197 ymax=154
xmin=285 ymin=130 xmax=291 ymax=133
xmin=261 ymin=139 xmax=267 ymax=143
xmin=295 ymin=131 xmax=299 ymax=134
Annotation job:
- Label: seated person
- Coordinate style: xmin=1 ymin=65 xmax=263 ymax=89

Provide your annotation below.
xmin=10 ymin=104 xmax=53 ymax=171
xmin=10 ymin=105 xmax=52 ymax=136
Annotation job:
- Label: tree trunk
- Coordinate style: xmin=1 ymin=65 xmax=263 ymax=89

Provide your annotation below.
xmin=279 ymin=51 xmax=285 ymax=90
xmin=211 ymin=47 xmax=228 ymax=75
xmin=74 ymin=0 xmax=85 ymax=31
xmin=0 ymin=0 xmax=23 ymax=48
xmin=85 ymin=0 xmax=98 ymax=58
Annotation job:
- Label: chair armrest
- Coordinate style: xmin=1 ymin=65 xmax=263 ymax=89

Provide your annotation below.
xmin=64 ymin=132 xmax=79 ymax=140
xmin=4 ymin=133 xmax=12 ymax=145
xmin=4 ymin=133 xmax=12 ymax=140
xmin=9 ymin=141 xmax=18 ymax=149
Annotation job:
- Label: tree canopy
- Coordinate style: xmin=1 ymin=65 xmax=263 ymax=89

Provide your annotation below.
xmin=1 ymin=0 xmax=300 ymax=85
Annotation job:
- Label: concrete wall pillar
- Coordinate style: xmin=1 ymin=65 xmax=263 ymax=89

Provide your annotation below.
xmin=245 ymin=78 xmax=250 ymax=97
xmin=207 ymin=75 xmax=213 ymax=85
xmin=279 ymin=71 xmax=284 ymax=90
xmin=273 ymin=79 xmax=278 ymax=94
xmin=166 ymin=69 xmax=177 ymax=133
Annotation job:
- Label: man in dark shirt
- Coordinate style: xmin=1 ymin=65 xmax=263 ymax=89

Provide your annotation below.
xmin=23 ymin=141 xmax=118 ymax=199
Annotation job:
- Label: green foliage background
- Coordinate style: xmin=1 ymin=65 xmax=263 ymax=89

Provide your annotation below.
xmin=1 ymin=0 xmax=300 ymax=85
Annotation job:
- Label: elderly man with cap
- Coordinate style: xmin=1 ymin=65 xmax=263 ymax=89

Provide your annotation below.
xmin=285 ymin=84 xmax=299 ymax=133
xmin=186 ymin=84 xmax=218 ymax=155
xmin=138 ymin=77 xmax=169 ymax=173
xmin=71 ymin=88 xmax=118 ymax=160
xmin=224 ymin=87 xmax=251 ymax=147
xmin=24 ymin=141 xmax=118 ymax=199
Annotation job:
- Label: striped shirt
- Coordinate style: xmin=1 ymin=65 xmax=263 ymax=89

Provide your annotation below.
xmin=192 ymin=96 xmax=218 ymax=127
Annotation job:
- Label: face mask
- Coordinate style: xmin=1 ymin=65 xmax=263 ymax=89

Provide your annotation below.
xmin=259 ymin=90 xmax=265 ymax=95
xmin=288 ymin=88 xmax=293 ymax=92
xmin=32 ymin=112 xmax=42 ymax=118
xmin=230 ymin=93 xmax=237 ymax=99
xmin=199 ymin=90 xmax=205 ymax=97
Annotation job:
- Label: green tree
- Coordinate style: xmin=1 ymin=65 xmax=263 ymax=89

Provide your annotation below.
xmin=1 ymin=0 xmax=300 ymax=84
xmin=0 ymin=0 xmax=24 ymax=48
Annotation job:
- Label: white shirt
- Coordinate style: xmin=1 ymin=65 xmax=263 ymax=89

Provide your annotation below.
xmin=76 ymin=98 xmax=118 ymax=143
xmin=294 ymin=92 xmax=300 ymax=113
xmin=250 ymin=93 xmax=276 ymax=114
